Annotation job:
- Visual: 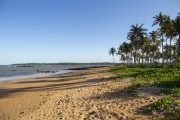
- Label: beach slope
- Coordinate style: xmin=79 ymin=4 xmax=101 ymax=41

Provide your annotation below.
xmin=0 ymin=67 xmax=162 ymax=120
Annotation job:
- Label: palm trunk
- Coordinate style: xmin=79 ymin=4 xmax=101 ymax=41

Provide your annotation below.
xmin=134 ymin=49 xmax=136 ymax=64
xmin=162 ymin=35 xmax=164 ymax=65
xmin=166 ymin=37 xmax=168 ymax=64
xmin=131 ymin=51 xmax=133 ymax=64
xmin=134 ymin=47 xmax=136 ymax=64
xmin=153 ymin=51 xmax=154 ymax=64
xmin=126 ymin=53 xmax=128 ymax=64
xmin=178 ymin=34 xmax=180 ymax=58
xmin=134 ymin=54 xmax=136 ymax=64
xmin=142 ymin=53 xmax=144 ymax=64
xmin=148 ymin=57 xmax=150 ymax=65
xmin=113 ymin=55 xmax=115 ymax=64
xmin=119 ymin=55 xmax=121 ymax=63
xmin=139 ymin=56 xmax=140 ymax=64
xmin=170 ymin=38 xmax=172 ymax=64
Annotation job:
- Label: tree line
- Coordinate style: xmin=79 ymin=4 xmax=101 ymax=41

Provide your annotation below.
xmin=109 ymin=12 xmax=180 ymax=64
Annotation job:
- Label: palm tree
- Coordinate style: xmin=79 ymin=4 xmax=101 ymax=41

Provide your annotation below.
xmin=139 ymin=35 xmax=149 ymax=64
xmin=152 ymin=12 xmax=168 ymax=64
xmin=117 ymin=45 xmax=123 ymax=63
xmin=177 ymin=12 xmax=180 ymax=18
xmin=174 ymin=13 xmax=180 ymax=62
xmin=141 ymin=37 xmax=150 ymax=64
xmin=108 ymin=12 xmax=180 ymax=64
xmin=109 ymin=47 xmax=116 ymax=63
xmin=120 ymin=54 xmax=126 ymax=63
xmin=149 ymin=31 xmax=160 ymax=64
xmin=175 ymin=13 xmax=180 ymax=40
xmin=152 ymin=12 xmax=168 ymax=26
xmin=162 ymin=18 xmax=176 ymax=63
xmin=121 ymin=42 xmax=132 ymax=63
xmin=172 ymin=45 xmax=177 ymax=60
xmin=164 ymin=45 xmax=171 ymax=63
xmin=155 ymin=50 xmax=161 ymax=63
xmin=127 ymin=23 xmax=147 ymax=64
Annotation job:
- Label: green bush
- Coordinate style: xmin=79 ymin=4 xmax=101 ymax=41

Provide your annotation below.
xmin=155 ymin=96 xmax=173 ymax=108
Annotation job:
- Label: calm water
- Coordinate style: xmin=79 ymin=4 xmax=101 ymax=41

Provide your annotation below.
xmin=0 ymin=65 xmax=88 ymax=81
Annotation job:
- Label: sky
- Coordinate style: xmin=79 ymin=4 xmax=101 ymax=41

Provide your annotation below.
xmin=0 ymin=0 xmax=180 ymax=65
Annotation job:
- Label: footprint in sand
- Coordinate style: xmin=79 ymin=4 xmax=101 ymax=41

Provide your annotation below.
xmin=83 ymin=110 xmax=121 ymax=120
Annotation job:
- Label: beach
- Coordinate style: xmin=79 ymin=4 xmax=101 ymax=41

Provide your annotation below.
xmin=0 ymin=67 xmax=164 ymax=120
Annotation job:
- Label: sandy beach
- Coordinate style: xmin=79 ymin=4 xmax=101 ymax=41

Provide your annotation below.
xmin=0 ymin=67 xmax=164 ymax=120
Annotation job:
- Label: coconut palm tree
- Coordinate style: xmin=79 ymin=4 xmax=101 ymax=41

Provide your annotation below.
xmin=162 ymin=18 xmax=176 ymax=63
xmin=149 ymin=31 xmax=160 ymax=64
xmin=153 ymin=12 xmax=168 ymax=26
xmin=117 ymin=45 xmax=123 ymax=63
xmin=174 ymin=13 xmax=180 ymax=62
xmin=177 ymin=12 xmax=180 ymax=18
xmin=117 ymin=42 xmax=132 ymax=64
xmin=175 ymin=13 xmax=180 ymax=41
xmin=127 ymin=23 xmax=147 ymax=64
xmin=149 ymin=31 xmax=159 ymax=44
xmin=155 ymin=50 xmax=161 ymax=63
xmin=140 ymin=36 xmax=150 ymax=64
xmin=152 ymin=12 xmax=168 ymax=64
xmin=138 ymin=36 xmax=148 ymax=64
xmin=108 ymin=12 xmax=180 ymax=64
xmin=164 ymin=45 xmax=171 ymax=63
xmin=172 ymin=45 xmax=177 ymax=60
xmin=109 ymin=47 xmax=116 ymax=63
xmin=121 ymin=42 xmax=132 ymax=63
xmin=120 ymin=54 xmax=126 ymax=63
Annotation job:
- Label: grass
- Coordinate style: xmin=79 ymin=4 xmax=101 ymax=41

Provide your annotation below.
xmin=109 ymin=65 xmax=180 ymax=119
xmin=123 ymin=81 xmax=144 ymax=97
xmin=146 ymin=95 xmax=180 ymax=120
xmin=109 ymin=66 xmax=180 ymax=89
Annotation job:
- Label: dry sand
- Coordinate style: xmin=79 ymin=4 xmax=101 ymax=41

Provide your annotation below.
xmin=0 ymin=67 xmax=164 ymax=120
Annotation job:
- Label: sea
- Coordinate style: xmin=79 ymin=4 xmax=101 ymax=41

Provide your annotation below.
xmin=0 ymin=65 xmax=90 ymax=82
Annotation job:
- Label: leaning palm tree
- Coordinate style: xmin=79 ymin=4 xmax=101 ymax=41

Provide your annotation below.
xmin=109 ymin=47 xmax=116 ymax=63
xmin=127 ymin=23 xmax=147 ymax=64
xmin=152 ymin=12 xmax=168 ymax=64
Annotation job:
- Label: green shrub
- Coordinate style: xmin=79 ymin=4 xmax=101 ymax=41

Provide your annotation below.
xmin=155 ymin=96 xmax=173 ymax=108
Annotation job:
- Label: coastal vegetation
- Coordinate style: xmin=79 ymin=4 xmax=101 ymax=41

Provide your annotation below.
xmin=109 ymin=12 xmax=180 ymax=119
xmin=109 ymin=12 xmax=180 ymax=64
xmin=110 ymin=65 xmax=180 ymax=119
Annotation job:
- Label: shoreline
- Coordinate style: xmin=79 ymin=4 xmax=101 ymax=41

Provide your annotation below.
xmin=0 ymin=66 xmax=109 ymax=82
xmin=0 ymin=70 xmax=73 ymax=82
xmin=0 ymin=66 xmax=163 ymax=120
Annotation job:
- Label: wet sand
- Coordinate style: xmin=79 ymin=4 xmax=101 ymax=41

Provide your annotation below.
xmin=0 ymin=67 xmax=163 ymax=120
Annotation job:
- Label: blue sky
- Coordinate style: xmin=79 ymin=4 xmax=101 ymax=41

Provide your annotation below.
xmin=0 ymin=0 xmax=179 ymax=65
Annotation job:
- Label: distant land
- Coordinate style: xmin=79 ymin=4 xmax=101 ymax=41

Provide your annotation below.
xmin=12 ymin=62 xmax=114 ymax=66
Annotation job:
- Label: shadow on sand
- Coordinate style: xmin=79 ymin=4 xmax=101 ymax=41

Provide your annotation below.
xmin=0 ymin=70 xmax=113 ymax=99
